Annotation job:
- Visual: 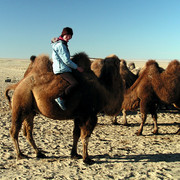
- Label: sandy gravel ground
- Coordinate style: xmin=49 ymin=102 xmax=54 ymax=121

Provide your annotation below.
xmin=0 ymin=58 xmax=179 ymax=180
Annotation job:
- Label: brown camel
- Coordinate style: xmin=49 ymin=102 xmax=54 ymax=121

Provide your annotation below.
xmin=148 ymin=59 xmax=180 ymax=109
xmin=5 ymin=52 xmax=124 ymax=164
xmin=122 ymin=59 xmax=180 ymax=135
xmin=120 ymin=60 xmax=164 ymax=135
xmin=91 ymin=57 xmax=137 ymax=125
xmin=111 ymin=59 xmax=138 ymax=125
xmin=90 ymin=55 xmax=124 ymax=116
xmin=147 ymin=59 xmax=180 ymax=134
xmin=118 ymin=61 xmax=164 ymax=126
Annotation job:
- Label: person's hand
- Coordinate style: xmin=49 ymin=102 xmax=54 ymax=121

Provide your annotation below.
xmin=77 ymin=67 xmax=84 ymax=72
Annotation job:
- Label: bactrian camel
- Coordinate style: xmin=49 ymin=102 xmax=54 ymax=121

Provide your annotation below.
xmin=91 ymin=57 xmax=137 ymax=125
xmin=5 ymin=52 xmax=124 ymax=164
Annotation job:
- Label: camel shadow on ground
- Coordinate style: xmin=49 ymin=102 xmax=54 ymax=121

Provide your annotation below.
xmin=31 ymin=152 xmax=180 ymax=165
xmin=92 ymin=153 xmax=180 ymax=164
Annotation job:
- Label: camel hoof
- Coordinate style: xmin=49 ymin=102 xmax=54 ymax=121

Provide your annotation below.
xmin=71 ymin=153 xmax=82 ymax=159
xmin=83 ymin=158 xmax=95 ymax=165
xmin=112 ymin=121 xmax=119 ymax=125
xmin=135 ymin=131 xmax=142 ymax=136
xmin=123 ymin=123 xmax=129 ymax=126
xmin=36 ymin=152 xmax=46 ymax=158
xmin=17 ymin=153 xmax=29 ymax=160
xmin=153 ymin=130 xmax=158 ymax=135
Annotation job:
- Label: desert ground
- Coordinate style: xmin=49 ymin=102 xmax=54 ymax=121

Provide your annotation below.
xmin=0 ymin=57 xmax=179 ymax=179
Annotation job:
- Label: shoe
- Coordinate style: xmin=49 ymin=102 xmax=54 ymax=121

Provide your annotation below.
xmin=55 ymin=97 xmax=66 ymax=111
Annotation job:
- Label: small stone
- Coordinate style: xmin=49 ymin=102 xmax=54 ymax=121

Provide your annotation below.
xmin=5 ymin=78 xmax=11 ymax=82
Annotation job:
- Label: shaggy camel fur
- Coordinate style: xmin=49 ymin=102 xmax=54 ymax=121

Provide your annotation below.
xmin=90 ymin=55 xmax=124 ymax=116
xmin=123 ymin=59 xmax=180 ymax=135
xmin=92 ymin=58 xmax=162 ymax=135
xmin=148 ymin=60 xmax=180 ymax=109
xmin=90 ymin=58 xmax=179 ymax=135
xmin=121 ymin=60 xmax=163 ymax=135
xmin=147 ymin=59 xmax=180 ymax=134
xmin=111 ymin=59 xmax=138 ymax=125
xmin=5 ymin=52 xmax=124 ymax=164
xmin=91 ymin=57 xmax=137 ymax=125
xmin=118 ymin=62 xmax=164 ymax=126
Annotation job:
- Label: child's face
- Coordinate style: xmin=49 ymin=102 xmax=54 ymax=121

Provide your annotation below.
xmin=63 ymin=34 xmax=72 ymax=42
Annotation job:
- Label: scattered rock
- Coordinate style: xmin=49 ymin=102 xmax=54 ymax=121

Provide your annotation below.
xmin=5 ymin=78 xmax=11 ymax=82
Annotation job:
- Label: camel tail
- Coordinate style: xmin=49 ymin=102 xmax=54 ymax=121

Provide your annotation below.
xmin=5 ymin=83 xmax=19 ymax=109
xmin=5 ymin=87 xmax=12 ymax=109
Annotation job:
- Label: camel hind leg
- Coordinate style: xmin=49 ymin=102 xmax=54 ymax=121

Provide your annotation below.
xmin=136 ymin=113 xmax=147 ymax=136
xmin=149 ymin=105 xmax=158 ymax=135
xmin=10 ymin=88 xmax=38 ymax=159
xmin=172 ymin=102 xmax=180 ymax=135
xmin=136 ymin=99 xmax=148 ymax=136
xmin=23 ymin=113 xmax=46 ymax=158
xmin=10 ymin=108 xmax=27 ymax=159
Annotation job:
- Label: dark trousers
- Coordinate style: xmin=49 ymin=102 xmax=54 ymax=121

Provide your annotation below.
xmin=60 ymin=72 xmax=78 ymax=99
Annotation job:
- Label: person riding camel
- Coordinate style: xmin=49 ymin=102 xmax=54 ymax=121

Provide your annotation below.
xmin=51 ymin=27 xmax=84 ymax=110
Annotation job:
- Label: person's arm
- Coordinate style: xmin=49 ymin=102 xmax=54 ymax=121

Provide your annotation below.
xmin=59 ymin=43 xmax=78 ymax=69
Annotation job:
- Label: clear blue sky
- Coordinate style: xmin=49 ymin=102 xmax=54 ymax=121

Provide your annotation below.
xmin=1 ymin=0 xmax=180 ymax=60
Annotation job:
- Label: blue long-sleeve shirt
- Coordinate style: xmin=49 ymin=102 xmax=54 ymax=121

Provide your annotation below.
xmin=51 ymin=40 xmax=78 ymax=74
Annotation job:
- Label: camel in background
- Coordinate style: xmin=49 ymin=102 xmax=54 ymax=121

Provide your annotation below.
xmin=122 ymin=60 xmax=180 ymax=135
xmin=111 ymin=59 xmax=138 ymax=125
xmin=5 ymin=52 xmax=124 ymax=164
xmin=92 ymin=57 xmax=179 ymax=135
xmin=148 ymin=59 xmax=180 ymax=134
xmin=148 ymin=59 xmax=180 ymax=109
xmin=91 ymin=57 xmax=137 ymax=125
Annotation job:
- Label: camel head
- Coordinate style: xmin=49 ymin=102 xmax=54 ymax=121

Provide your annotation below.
xmin=91 ymin=54 xmax=121 ymax=78
xmin=99 ymin=56 xmax=121 ymax=91
xmin=119 ymin=59 xmax=138 ymax=89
